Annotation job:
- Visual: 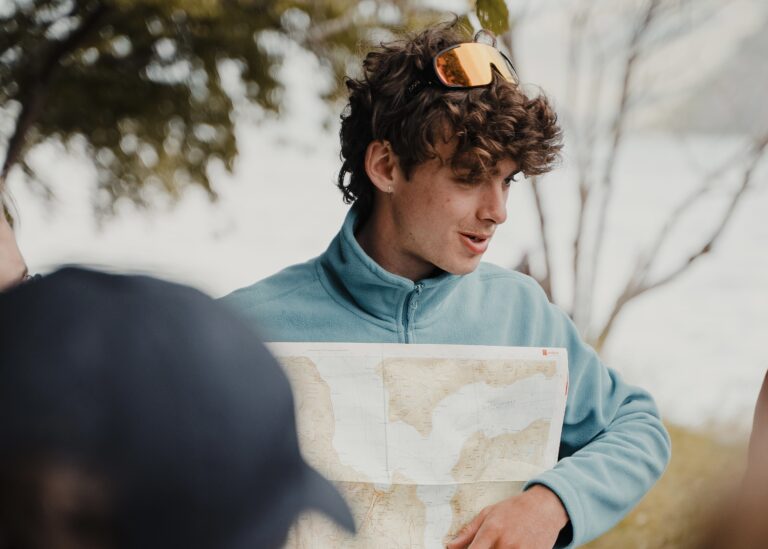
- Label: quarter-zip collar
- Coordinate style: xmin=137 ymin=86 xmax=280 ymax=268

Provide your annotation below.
xmin=317 ymin=207 xmax=464 ymax=329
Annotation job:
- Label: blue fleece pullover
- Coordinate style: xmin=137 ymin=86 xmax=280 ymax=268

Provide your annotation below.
xmin=222 ymin=207 xmax=671 ymax=547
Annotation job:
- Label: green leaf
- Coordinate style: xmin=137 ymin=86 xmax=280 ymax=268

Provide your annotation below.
xmin=476 ymin=0 xmax=510 ymax=36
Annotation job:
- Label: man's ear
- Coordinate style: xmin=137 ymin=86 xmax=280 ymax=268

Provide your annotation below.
xmin=364 ymin=140 xmax=399 ymax=194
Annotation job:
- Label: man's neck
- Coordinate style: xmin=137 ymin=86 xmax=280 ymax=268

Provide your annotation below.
xmin=354 ymin=207 xmax=436 ymax=282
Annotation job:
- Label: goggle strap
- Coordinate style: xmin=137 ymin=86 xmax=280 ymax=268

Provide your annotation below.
xmin=406 ymin=79 xmax=428 ymax=97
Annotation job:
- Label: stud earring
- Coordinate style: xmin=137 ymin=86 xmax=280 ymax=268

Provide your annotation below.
xmin=388 ymin=186 xmax=393 ymax=193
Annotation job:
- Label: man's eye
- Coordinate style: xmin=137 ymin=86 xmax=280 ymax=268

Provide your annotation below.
xmin=454 ymin=176 xmax=476 ymax=186
xmin=503 ymin=173 xmax=520 ymax=186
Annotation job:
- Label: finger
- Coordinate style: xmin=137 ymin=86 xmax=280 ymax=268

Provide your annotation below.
xmin=466 ymin=521 xmax=498 ymax=549
xmin=445 ymin=507 xmax=491 ymax=549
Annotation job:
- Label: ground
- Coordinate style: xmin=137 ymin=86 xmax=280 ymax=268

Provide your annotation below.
xmin=585 ymin=424 xmax=746 ymax=549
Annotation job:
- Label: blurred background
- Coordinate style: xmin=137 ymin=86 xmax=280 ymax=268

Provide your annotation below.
xmin=2 ymin=0 xmax=766 ymax=546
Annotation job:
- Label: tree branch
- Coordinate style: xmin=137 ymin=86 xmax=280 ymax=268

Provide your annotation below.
xmin=1 ymin=2 xmax=110 ymax=181
xmin=639 ymin=135 xmax=767 ymax=293
xmin=633 ymin=138 xmax=755 ymax=284
xmin=593 ymin=133 xmax=768 ymax=350
xmin=530 ymin=176 xmax=553 ymax=300
xmin=582 ymin=0 xmax=661 ymax=331
xmin=565 ymin=0 xmax=591 ymax=319
xmin=571 ymin=48 xmax=604 ymax=324
xmin=563 ymin=1 xmax=590 ymax=124
xmin=592 ymin=275 xmax=641 ymax=352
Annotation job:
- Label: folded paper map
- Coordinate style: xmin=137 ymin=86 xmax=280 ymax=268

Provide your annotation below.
xmin=269 ymin=343 xmax=568 ymax=549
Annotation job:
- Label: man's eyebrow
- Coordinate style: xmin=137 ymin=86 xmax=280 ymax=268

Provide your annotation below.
xmin=491 ymin=167 xmax=520 ymax=179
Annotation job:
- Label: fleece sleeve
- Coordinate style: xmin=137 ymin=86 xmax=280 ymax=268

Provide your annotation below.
xmin=523 ymin=297 xmax=671 ymax=548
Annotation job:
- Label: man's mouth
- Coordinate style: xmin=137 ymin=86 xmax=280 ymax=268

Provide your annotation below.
xmin=460 ymin=231 xmax=492 ymax=242
xmin=459 ymin=232 xmax=492 ymax=254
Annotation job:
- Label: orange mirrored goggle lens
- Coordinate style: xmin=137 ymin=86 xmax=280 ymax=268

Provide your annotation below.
xmin=433 ymin=43 xmax=518 ymax=88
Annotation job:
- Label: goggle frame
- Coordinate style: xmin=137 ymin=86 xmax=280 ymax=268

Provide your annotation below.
xmin=431 ymin=42 xmax=519 ymax=89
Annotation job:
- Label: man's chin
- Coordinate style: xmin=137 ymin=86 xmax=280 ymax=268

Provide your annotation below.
xmin=441 ymin=257 xmax=483 ymax=276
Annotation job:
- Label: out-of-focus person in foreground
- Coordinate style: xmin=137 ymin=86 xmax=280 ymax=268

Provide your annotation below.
xmin=700 ymin=370 xmax=768 ymax=549
xmin=0 ymin=203 xmax=27 ymax=291
xmin=0 ymin=267 xmax=354 ymax=549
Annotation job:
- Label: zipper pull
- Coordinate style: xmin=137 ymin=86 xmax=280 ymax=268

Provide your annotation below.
xmin=415 ymin=282 xmax=424 ymax=294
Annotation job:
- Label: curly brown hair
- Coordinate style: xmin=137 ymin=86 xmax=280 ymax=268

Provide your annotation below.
xmin=338 ymin=20 xmax=563 ymax=219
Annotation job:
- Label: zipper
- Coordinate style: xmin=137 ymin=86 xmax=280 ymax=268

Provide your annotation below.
xmin=401 ymin=282 xmax=424 ymax=343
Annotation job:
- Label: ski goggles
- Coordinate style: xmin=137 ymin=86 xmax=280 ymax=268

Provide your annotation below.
xmin=433 ymin=42 xmax=518 ymax=88
xmin=406 ymin=42 xmax=518 ymax=99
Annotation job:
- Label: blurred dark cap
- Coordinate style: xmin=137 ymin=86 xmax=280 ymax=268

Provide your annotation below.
xmin=0 ymin=267 xmax=354 ymax=548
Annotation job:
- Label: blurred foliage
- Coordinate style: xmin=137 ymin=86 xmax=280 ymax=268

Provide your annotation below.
xmin=1 ymin=0 xmax=509 ymax=214
xmin=476 ymin=0 xmax=509 ymax=35
xmin=585 ymin=423 xmax=746 ymax=548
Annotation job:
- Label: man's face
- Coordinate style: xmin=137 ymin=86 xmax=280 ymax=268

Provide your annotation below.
xmin=383 ymin=139 xmax=519 ymax=279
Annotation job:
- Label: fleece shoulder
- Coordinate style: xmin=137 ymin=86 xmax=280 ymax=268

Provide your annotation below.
xmin=219 ymin=259 xmax=320 ymax=314
xmin=475 ymin=262 xmax=551 ymax=300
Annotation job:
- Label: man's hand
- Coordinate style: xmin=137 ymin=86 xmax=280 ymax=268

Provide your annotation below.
xmin=445 ymin=485 xmax=569 ymax=549
xmin=0 ymin=208 xmax=27 ymax=291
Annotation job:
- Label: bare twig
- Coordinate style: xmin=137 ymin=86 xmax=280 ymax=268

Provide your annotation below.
xmin=593 ymin=133 xmax=768 ymax=350
xmin=499 ymin=23 xmax=516 ymax=67
xmin=592 ymin=271 xmax=641 ymax=352
xmin=674 ymin=131 xmax=755 ymax=185
xmin=513 ymin=251 xmax=532 ymax=277
xmin=564 ymin=0 xmax=603 ymax=322
xmin=633 ymin=131 xmax=763 ymax=288
xmin=570 ymin=181 xmax=588 ymax=320
xmin=530 ymin=176 xmax=553 ymax=300
xmin=571 ymin=47 xmax=605 ymax=324
xmin=563 ymin=0 xmax=591 ymax=123
xmin=582 ymin=0 xmax=661 ymax=331
xmin=639 ymin=135 xmax=767 ymax=293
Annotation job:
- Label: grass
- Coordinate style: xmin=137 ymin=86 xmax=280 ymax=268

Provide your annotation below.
xmin=582 ymin=423 xmax=747 ymax=549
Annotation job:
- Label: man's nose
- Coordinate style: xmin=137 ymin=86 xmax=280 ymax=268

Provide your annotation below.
xmin=478 ymin=181 xmax=508 ymax=225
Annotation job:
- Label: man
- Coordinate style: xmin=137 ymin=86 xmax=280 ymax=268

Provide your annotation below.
xmin=223 ymin=22 xmax=671 ymax=548
xmin=750 ymin=371 xmax=768 ymax=469
xmin=700 ymin=370 xmax=768 ymax=549
xmin=0 ymin=267 xmax=354 ymax=548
